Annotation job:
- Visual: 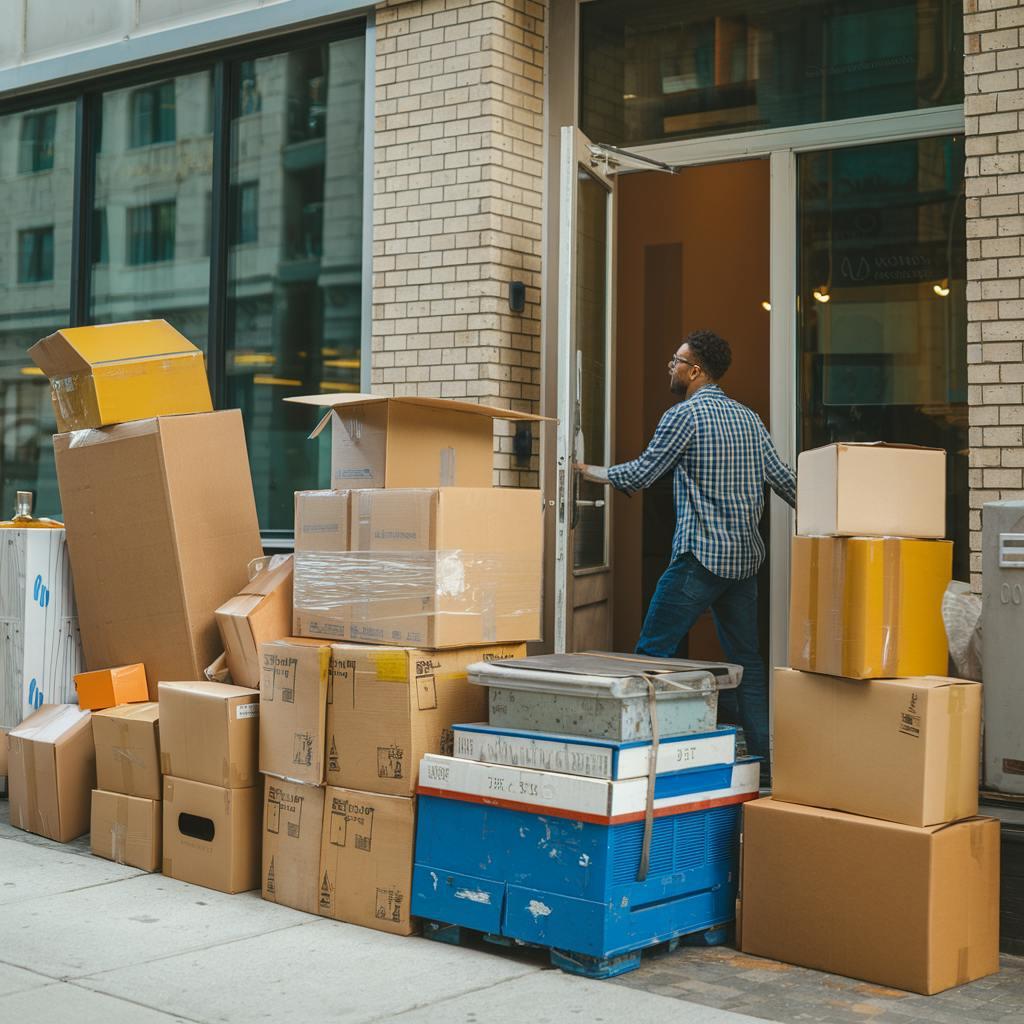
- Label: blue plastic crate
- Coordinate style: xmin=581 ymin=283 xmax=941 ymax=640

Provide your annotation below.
xmin=412 ymin=791 xmax=744 ymax=960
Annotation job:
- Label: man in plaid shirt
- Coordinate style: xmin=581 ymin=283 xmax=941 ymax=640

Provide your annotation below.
xmin=579 ymin=329 xmax=796 ymax=778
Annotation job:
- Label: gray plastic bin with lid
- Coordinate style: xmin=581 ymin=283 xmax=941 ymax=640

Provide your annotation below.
xmin=467 ymin=652 xmax=742 ymax=742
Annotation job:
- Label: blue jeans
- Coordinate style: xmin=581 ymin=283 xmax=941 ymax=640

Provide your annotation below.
xmin=636 ymin=553 xmax=770 ymax=768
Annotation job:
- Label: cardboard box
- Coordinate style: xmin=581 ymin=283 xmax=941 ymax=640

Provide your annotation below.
xmin=325 ymin=642 xmax=524 ymax=795
xmin=162 ymin=776 xmax=261 ymax=894
xmin=294 ymin=490 xmax=350 ymax=552
xmin=92 ymin=702 xmax=161 ymax=800
xmin=740 ymin=798 xmax=1000 ymax=995
xmin=0 ymin=728 xmax=8 ymax=777
xmin=294 ymin=489 xmax=542 ymax=648
xmin=29 ymin=320 xmax=213 ymax=432
xmin=74 ymin=663 xmax=149 ymax=711
xmin=53 ymin=410 xmax=263 ymax=697
xmin=8 ymin=704 xmax=95 ymax=842
xmin=773 ymin=669 xmax=981 ymax=826
xmin=0 ymin=523 xmax=82 ymax=730
xmin=287 ymin=393 xmax=546 ymax=490
xmin=292 ymin=491 xmax=351 ymax=639
xmin=262 ymin=776 xmax=325 ymax=914
xmin=158 ymin=681 xmax=259 ymax=789
xmin=318 ymin=787 xmax=416 ymax=935
xmin=259 ymin=639 xmax=330 ymax=786
xmin=216 ymin=557 xmax=293 ymax=688
xmin=90 ymin=789 xmax=162 ymax=871
xmin=797 ymin=442 xmax=946 ymax=539
xmin=789 ymin=536 xmax=952 ymax=679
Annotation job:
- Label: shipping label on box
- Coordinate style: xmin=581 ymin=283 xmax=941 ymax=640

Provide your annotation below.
xmin=259 ymin=639 xmax=330 ymax=785
xmin=262 ymin=776 xmax=325 ymax=915
xmin=0 ymin=526 xmax=82 ymax=730
xmin=789 ymin=536 xmax=952 ymax=679
xmin=318 ymin=787 xmax=416 ymax=935
xmin=325 ymin=643 xmax=523 ymax=795
xmin=772 ymin=669 xmax=981 ymax=826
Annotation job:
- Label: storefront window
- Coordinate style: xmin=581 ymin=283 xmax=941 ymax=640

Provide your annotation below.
xmin=581 ymin=0 xmax=964 ymax=147
xmin=797 ymin=134 xmax=968 ymax=579
xmin=91 ymin=72 xmax=213 ymax=349
xmin=226 ymin=36 xmax=365 ymax=532
xmin=0 ymin=102 xmax=74 ymax=517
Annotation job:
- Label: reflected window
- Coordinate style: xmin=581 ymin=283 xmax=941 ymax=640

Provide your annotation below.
xmin=127 ymin=201 xmax=176 ymax=265
xmin=226 ymin=37 xmax=366 ymax=531
xmin=17 ymin=228 xmax=54 ymax=283
xmin=0 ymin=102 xmax=73 ymax=516
xmin=581 ymin=0 xmax=964 ymax=146
xmin=19 ymin=110 xmax=56 ymax=173
xmin=92 ymin=210 xmax=109 ymax=265
xmin=797 ymin=135 xmax=968 ymax=579
xmin=130 ymin=81 xmax=176 ymax=147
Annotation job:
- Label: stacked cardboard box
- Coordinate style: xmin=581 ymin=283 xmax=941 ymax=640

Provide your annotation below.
xmin=741 ymin=443 xmax=999 ymax=995
xmin=254 ymin=394 xmax=544 ymax=933
xmin=158 ymin=681 xmax=262 ymax=893
xmin=90 ymin=702 xmax=162 ymax=870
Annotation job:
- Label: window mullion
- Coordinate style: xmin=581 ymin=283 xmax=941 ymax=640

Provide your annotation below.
xmin=70 ymin=93 xmax=97 ymax=326
xmin=208 ymin=59 xmax=232 ymax=407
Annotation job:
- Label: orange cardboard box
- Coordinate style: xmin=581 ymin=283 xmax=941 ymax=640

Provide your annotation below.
xmin=75 ymin=664 xmax=149 ymax=711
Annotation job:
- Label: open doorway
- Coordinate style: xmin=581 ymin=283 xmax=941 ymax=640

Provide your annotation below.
xmin=612 ymin=157 xmax=772 ymax=667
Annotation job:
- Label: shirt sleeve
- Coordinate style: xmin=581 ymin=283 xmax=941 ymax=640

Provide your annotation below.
xmin=760 ymin=422 xmax=797 ymax=508
xmin=608 ymin=404 xmax=694 ymax=495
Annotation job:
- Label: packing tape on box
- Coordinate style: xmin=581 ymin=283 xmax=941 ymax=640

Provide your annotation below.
xmin=944 ymin=686 xmax=967 ymax=823
xmin=439 ymin=447 xmax=456 ymax=487
xmin=113 ymin=744 xmax=143 ymax=794
xmin=111 ymin=821 xmax=128 ymax=865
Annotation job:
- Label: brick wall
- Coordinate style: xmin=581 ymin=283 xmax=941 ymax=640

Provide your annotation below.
xmin=965 ymin=0 xmax=1024 ymax=589
xmin=372 ymin=0 xmax=544 ymax=485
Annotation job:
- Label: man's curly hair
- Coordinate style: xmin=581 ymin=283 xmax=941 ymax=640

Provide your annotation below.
xmin=684 ymin=329 xmax=732 ymax=381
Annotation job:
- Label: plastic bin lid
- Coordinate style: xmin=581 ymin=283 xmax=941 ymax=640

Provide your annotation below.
xmin=467 ymin=651 xmax=741 ymax=699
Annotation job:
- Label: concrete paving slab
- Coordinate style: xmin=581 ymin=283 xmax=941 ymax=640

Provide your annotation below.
xmin=0 ymin=872 xmax=308 ymax=978
xmin=0 ymin=981 xmax=196 ymax=1024
xmin=0 ymin=962 xmax=53 ymax=998
xmin=79 ymin=917 xmax=541 ymax=1023
xmin=390 ymin=970 xmax=765 ymax=1024
xmin=0 ymin=834 xmax=142 ymax=906
xmin=0 ymin=816 xmax=94 ymax=857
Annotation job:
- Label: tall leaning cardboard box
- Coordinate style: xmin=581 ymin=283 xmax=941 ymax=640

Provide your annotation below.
xmin=53 ymin=411 xmax=263 ymax=697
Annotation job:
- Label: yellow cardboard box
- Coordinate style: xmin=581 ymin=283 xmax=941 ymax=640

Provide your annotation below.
xmin=789 ymin=536 xmax=952 ymax=679
xmin=29 ymin=320 xmax=212 ymax=431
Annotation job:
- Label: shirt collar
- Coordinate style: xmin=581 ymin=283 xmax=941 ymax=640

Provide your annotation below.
xmin=689 ymin=383 xmax=723 ymax=401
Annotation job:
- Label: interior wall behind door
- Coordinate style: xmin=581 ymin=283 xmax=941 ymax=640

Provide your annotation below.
xmin=613 ymin=159 xmax=771 ymax=654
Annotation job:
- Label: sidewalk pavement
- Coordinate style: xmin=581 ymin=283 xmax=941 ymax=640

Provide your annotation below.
xmin=3 ymin=798 xmax=1022 ymax=1024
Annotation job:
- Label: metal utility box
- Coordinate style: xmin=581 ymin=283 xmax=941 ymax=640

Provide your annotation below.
xmin=982 ymin=500 xmax=1024 ymax=795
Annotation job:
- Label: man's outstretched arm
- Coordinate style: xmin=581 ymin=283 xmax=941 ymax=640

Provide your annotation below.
xmin=760 ymin=423 xmax=796 ymax=508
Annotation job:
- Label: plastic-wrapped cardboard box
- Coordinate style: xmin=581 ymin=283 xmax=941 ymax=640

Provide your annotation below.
xmin=292 ymin=492 xmax=350 ymax=640
xmin=789 ymin=536 xmax=952 ymax=679
xmin=294 ymin=488 xmax=542 ymax=648
xmin=0 ymin=521 xmax=82 ymax=730
xmin=163 ymin=776 xmax=261 ymax=893
xmin=29 ymin=320 xmax=213 ymax=432
xmin=53 ymin=410 xmax=263 ymax=696
xmin=773 ymin=669 xmax=981 ymax=826
xmin=740 ymin=798 xmax=999 ymax=994
xmin=92 ymin=702 xmax=161 ymax=800
xmin=158 ymin=681 xmax=259 ymax=789
xmin=287 ymin=393 xmax=546 ymax=489
xmin=259 ymin=639 xmax=330 ymax=786
xmin=262 ymin=776 xmax=325 ymax=915
xmin=8 ymin=704 xmax=95 ymax=842
xmin=796 ymin=442 xmax=946 ymax=539
xmin=90 ymin=789 xmax=162 ymax=871
xmin=325 ymin=642 xmax=525 ymax=796
xmin=216 ymin=557 xmax=293 ymax=689
xmin=318 ymin=787 xmax=416 ymax=935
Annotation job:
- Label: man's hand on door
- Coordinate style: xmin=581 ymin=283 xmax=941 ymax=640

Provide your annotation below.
xmin=575 ymin=463 xmax=610 ymax=484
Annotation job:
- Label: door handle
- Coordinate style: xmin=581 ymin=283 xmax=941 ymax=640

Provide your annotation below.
xmin=575 ymin=499 xmax=606 ymax=509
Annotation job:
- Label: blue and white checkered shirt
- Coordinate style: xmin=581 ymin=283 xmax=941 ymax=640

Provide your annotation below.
xmin=608 ymin=384 xmax=796 ymax=580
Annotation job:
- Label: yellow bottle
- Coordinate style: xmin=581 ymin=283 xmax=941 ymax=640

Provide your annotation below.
xmin=0 ymin=491 xmax=63 ymax=529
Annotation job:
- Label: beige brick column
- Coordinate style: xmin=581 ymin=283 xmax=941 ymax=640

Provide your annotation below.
xmin=372 ymin=0 xmax=544 ymax=485
xmin=965 ymin=0 xmax=1024 ymax=589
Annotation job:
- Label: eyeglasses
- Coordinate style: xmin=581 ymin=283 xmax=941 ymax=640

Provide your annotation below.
xmin=669 ymin=355 xmax=701 ymax=371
